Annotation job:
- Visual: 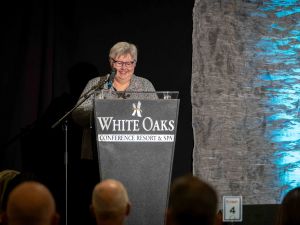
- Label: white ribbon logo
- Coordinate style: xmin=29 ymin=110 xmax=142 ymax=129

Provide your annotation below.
xmin=132 ymin=101 xmax=142 ymax=117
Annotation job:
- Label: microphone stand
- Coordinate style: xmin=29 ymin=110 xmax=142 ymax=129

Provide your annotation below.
xmin=51 ymin=75 xmax=109 ymax=225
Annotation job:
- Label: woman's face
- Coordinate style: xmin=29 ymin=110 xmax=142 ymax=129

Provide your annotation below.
xmin=112 ymin=53 xmax=136 ymax=84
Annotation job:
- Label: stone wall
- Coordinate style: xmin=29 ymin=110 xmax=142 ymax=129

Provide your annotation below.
xmin=192 ymin=0 xmax=300 ymax=207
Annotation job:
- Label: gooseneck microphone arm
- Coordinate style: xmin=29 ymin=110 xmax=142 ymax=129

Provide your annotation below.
xmin=51 ymin=74 xmax=109 ymax=129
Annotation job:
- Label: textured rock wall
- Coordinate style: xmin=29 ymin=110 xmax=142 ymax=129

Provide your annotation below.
xmin=191 ymin=0 xmax=297 ymax=207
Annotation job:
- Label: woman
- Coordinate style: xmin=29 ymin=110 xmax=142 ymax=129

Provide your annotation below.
xmin=72 ymin=41 xmax=156 ymax=160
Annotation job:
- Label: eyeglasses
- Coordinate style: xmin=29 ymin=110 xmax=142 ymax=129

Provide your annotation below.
xmin=111 ymin=58 xmax=136 ymax=68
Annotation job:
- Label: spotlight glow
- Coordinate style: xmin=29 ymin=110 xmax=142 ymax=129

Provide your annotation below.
xmin=254 ymin=0 xmax=300 ymax=200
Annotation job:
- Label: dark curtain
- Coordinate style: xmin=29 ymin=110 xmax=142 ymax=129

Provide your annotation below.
xmin=1 ymin=1 xmax=54 ymax=169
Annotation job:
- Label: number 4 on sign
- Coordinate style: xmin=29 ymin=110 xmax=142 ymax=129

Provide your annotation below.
xmin=230 ymin=206 xmax=235 ymax=214
xmin=223 ymin=196 xmax=242 ymax=222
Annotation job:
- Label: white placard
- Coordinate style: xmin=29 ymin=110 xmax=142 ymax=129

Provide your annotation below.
xmin=223 ymin=196 xmax=243 ymax=222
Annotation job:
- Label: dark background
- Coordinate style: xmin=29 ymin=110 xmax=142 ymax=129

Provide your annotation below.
xmin=0 ymin=0 xmax=194 ymax=224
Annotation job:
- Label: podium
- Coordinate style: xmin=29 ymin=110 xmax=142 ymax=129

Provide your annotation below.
xmin=93 ymin=91 xmax=180 ymax=225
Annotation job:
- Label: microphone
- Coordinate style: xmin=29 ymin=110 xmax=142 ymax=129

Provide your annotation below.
xmin=107 ymin=68 xmax=116 ymax=89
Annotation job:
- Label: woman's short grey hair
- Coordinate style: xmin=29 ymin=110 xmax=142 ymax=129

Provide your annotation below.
xmin=109 ymin=41 xmax=138 ymax=62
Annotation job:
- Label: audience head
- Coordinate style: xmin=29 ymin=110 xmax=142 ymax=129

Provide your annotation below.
xmin=91 ymin=179 xmax=131 ymax=225
xmin=276 ymin=187 xmax=300 ymax=225
xmin=4 ymin=181 xmax=59 ymax=225
xmin=166 ymin=174 xmax=218 ymax=225
xmin=0 ymin=170 xmax=20 ymax=219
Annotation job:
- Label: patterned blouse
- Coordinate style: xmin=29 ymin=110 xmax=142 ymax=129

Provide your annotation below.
xmin=72 ymin=74 xmax=156 ymax=159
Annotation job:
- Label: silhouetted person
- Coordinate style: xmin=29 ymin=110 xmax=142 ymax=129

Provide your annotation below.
xmin=19 ymin=62 xmax=99 ymax=225
xmin=166 ymin=175 xmax=218 ymax=225
xmin=3 ymin=181 xmax=60 ymax=225
xmin=275 ymin=187 xmax=300 ymax=225
xmin=90 ymin=179 xmax=131 ymax=225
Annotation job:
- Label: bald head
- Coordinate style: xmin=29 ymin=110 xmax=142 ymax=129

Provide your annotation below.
xmin=91 ymin=179 xmax=130 ymax=225
xmin=5 ymin=181 xmax=59 ymax=225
